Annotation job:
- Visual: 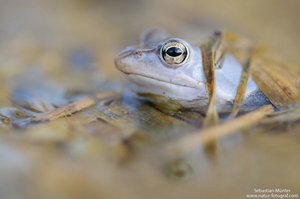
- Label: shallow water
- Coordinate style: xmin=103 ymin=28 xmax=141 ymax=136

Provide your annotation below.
xmin=0 ymin=0 xmax=299 ymax=199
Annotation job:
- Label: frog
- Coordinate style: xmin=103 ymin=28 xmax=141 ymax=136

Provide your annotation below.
xmin=114 ymin=29 xmax=270 ymax=114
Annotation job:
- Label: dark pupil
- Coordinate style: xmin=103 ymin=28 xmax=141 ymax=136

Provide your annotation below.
xmin=166 ymin=47 xmax=182 ymax=57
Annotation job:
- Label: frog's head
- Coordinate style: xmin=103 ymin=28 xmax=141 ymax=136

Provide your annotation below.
xmin=115 ymin=29 xmax=207 ymax=104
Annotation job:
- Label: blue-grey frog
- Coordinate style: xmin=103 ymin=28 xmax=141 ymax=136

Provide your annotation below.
xmin=115 ymin=29 xmax=271 ymax=114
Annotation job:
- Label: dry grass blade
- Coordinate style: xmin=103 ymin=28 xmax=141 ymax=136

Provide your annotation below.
xmin=203 ymin=95 xmax=218 ymax=127
xmin=32 ymin=97 xmax=96 ymax=122
xmin=201 ymin=35 xmax=220 ymax=127
xmin=262 ymin=106 xmax=300 ymax=124
xmin=224 ymin=32 xmax=300 ymax=109
xmin=167 ymin=105 xmax=274 ymax=155
xmin=229 ymin=56 xmax=252 ymax=117
xmin=31 ymin=92 xmax=120 ymax=123
xmin=214 ymin=31 xmax=227 ymax=68
xmin=251 ymin=55 xmax=300 ymax=109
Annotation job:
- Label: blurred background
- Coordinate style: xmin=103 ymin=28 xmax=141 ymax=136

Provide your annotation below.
xmin=0 ymin=0 xmax=299 ymax=199
xmin=1 ymin=0 xmax=300 ymax=78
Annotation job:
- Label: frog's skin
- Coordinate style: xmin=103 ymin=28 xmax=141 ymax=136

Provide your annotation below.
xmin=115 ymin=29 xmax=269 ymax=113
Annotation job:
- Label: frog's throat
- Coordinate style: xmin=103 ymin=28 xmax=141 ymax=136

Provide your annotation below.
xmin=137 ymin=92 xmax=183 ymax=114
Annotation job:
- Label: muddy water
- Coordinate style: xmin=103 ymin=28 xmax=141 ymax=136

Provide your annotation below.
xmin=0 ymin=0 xmax=299 ymax=199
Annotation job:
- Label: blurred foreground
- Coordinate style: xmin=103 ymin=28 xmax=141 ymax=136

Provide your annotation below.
xmin=0 ymin=0 xmax=299 ymax=199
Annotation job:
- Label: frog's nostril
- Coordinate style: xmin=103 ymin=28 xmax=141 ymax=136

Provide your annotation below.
xmin=133 ymin=50 xmax=143 ymax=58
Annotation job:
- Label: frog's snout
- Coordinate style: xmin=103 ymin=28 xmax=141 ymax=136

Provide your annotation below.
xmin=115 ymin=46 xmax=145 ymax=73
xmin=115 ymin=47 xmax=135 ymax=73
xmin=116 ymin=47 xmax=136 ymax=59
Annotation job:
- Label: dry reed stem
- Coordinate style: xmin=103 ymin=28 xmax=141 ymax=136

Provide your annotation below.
xmin=168 ymin=105 xmax=274 ymax=154
xmin=229 ymin=57 xmax=252 ymax=117
xmin=31 ymin=92 xmax=120 ymax=122
xmin=201 ymin=35 xmax=220 ymax=127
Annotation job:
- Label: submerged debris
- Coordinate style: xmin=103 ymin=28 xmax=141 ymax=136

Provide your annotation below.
xmin=163 ymin=158 xmax=193 ymax=180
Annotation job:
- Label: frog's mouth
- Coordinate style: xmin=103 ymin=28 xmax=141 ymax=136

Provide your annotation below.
xmin=127 ymin=73 xmax=200 ymax=89
xmin=127 ymin=73 xmax=206 ymax=102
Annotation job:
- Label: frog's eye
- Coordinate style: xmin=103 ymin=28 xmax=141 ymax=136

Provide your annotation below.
xmin=160 ymin=39 xmax=189 ymax=67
